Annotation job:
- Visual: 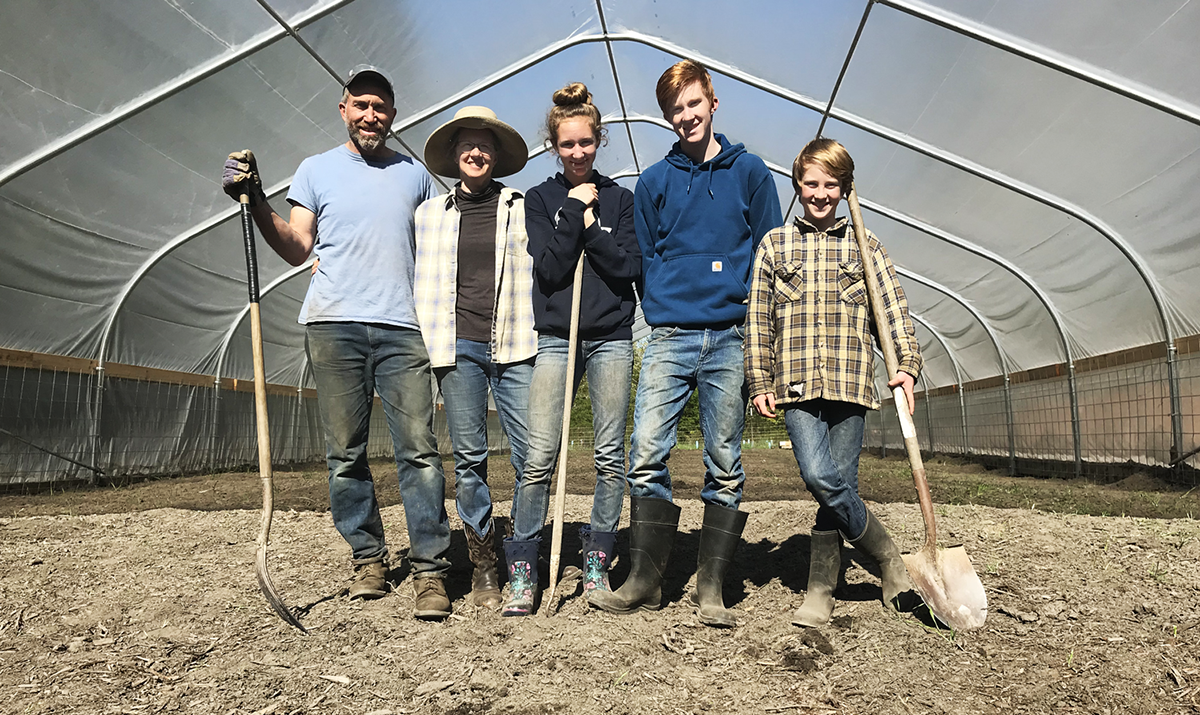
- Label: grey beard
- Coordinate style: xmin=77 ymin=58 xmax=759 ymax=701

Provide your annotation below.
xmin=347 ymin=122 xmax=387 ymax=153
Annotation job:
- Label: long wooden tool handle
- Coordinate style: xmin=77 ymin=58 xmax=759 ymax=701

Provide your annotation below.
xmin=240 ymin=192 xmax=274 ymax=550
xmin=543 ymin=252 xmax=586 ymax=615
xmin=846 ymin=185 xmax=936 ymax=550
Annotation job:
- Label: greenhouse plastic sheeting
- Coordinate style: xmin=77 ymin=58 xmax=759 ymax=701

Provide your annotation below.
xmin=2 ymin=0 xmax=1199 ymax=481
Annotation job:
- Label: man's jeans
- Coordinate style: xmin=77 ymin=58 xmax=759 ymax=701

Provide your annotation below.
xmin=512 ymin=335 xmax=631 ymax=541
xmin=627 ymin=326 xmax=748 ymax=509
xmin=783 ymin=399 xmax=868 ymax=538
xmin=435 ymin=339 xmax=532 ymax=539
xmin=305 ymin=322 xmax=450 ymax=576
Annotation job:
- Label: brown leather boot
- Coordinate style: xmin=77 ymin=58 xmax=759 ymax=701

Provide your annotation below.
xmin=348 ymin=561 xmax=388 ymax=600
xmin=413 ymin=577 xmax=451 ymax=620
xmin=465 ymin=523 xmax=503 ymax=609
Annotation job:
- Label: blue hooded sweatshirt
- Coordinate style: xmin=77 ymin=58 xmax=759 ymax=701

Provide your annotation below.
xmin=634 ymin=133 xmax=782 ymax=328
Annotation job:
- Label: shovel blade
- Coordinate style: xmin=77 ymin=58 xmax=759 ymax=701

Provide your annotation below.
xmin=902 ymin=545 xmax=987 ymax=631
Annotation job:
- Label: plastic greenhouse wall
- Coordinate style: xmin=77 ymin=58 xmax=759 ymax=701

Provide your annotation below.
xmin=3 ymin=336 xmax=1199 ymax=488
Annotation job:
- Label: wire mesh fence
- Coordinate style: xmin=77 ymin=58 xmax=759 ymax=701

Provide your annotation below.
xmin=2 ymin=337 xmax=1199 ymax=487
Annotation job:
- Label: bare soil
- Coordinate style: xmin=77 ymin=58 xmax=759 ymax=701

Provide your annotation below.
xmin=2 ymin=450 xmax=1199 ymax=714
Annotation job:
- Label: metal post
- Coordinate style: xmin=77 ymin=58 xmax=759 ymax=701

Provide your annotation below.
xmin=209 ymin=376 xmax=221 ymax=472
xmin=920 ymin=373 xmax=935 ymax=454
xmin=90 ymin=364 xmax=105 ymax=485
xmin=1067 ymin=362 xmax=1082 ymax=477
xmin=1167 ymin=341 xmax=1184 ymax=470
xmin=1003 ymin=373 xmax=1016 ymax=476
xmin=959 ymin=383 xmax=969 ymax=456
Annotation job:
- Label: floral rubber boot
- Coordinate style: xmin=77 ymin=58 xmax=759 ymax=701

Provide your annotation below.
xmin=501 ymin=538 xmax=539 ymax=617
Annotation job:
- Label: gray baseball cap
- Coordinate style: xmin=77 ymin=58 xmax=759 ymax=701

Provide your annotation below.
xmin=343 ymin=64 xmax=394 ymax=100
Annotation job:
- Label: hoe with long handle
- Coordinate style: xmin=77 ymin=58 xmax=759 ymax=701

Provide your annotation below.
xmin=846 ymin=184 xmax=987 ymax=631
xmin=240 ymin=187 xmax=307 ymax=633
xmin=541 ymin=253 xmax=586 ymax=615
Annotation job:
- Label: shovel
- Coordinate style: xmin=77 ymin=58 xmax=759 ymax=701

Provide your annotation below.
xmin=541 ymin=252 xmax=586 ymax=616
xmin=846 ymin=184 xmax=987 ymax=631
xmin=239 ymin=184 xmax=307 ymax=633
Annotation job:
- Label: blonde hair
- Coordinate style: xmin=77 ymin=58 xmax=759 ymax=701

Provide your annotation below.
xmin=793 ymin=137 xmax=855 ymax=194
xmin=545 ymin=82 xmax=607 ymax=150
xmin=655 ymin=59 xmax=714 ymax=115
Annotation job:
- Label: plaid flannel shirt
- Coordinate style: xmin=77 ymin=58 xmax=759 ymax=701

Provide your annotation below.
xmin=413 ymin=186 xmax=538 ymax=368
xmin=745 ymin=216 xmax=921 ymax=410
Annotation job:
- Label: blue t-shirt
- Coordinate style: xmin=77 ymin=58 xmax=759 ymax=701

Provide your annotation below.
xmin=287 ymin=145 xmax=438 ymax=328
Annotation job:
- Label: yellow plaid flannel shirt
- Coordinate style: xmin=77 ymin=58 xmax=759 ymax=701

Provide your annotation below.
xmin=745 ymin=216 xmax=921 ymax=410
xmin=413 ymin=186 xmax=538 ymax=368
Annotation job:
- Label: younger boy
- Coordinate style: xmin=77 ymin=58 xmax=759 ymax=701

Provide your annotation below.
xmin=744 ymin=138 xmax=919 ymax=627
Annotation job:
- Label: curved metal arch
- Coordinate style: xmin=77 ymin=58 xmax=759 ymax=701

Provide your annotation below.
xmin=85 ymin=25 xmax=1179 ymax=468
xmin=601 ymin=31 xmax=1176 ymax=349
xmin=877 ymin=0 xmax=1200 ymax=128
xmin=895 ymin=268 xmax=1019 ymax=473
xmin=0 ymin=0 xmax=356 ymax=189
xmin=213 ymin=262 xmax=313 ymax=382
xmin=907 ymin=311 xmax=970 ymax=454
xmin=94 ymin=183 xmax=294 ymax=370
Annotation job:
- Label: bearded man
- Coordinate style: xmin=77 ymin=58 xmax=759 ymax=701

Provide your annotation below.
xmin=220 ymin=65 xmax=454 ymax=620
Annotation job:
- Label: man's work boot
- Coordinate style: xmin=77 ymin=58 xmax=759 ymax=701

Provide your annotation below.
xmin=465 ymin=523 xmax=503 ymax=610
xmin=580 ymin=526 xmax=618 ymax=598
xmin=690 ymin=503 xmax=748 ymax=628
xmin=412 ymin=577 xmax=451 ymax=620
xmin=848 ymin=510 xmax=914 ymax=611
xmin=501 ymin=538 xmax=540 ymax=617
xmin=589 ymin=497 xmax=681 ymax=615
xmin=791 ymin=530 xmax=841 ymax=627
xmin=348 ymin=561 xmax=388 ymax=600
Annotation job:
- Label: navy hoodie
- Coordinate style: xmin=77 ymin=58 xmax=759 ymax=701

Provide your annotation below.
xmin=634 ymin=133 xmax=782 ymax=328
xmin=525 ymin=171 xmax=641 ymax=340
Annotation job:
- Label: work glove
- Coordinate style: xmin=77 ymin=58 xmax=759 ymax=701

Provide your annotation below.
xmin=222 ymin=150 xmax=266 ymax=206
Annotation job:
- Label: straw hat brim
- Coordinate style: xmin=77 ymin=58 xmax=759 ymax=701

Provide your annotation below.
xmin=423 ymin=111 xmax=528 ymax=179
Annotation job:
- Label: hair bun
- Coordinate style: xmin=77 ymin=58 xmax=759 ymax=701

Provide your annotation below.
xmin=552 ymin=82 xmax=593 ymax=107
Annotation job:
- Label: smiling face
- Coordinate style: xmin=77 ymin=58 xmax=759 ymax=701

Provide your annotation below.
xmin=339 ymin=80 xmax=396 ymax=156
xmin=798 ymin=162 xmax=843 ymax=231
xmin=454 ymin=127 xmax=497 ymax=191
xmin=665 ymin=80 xmax=718 ymax=151
xmin=554 ymin=117 xmax=598 ymax=186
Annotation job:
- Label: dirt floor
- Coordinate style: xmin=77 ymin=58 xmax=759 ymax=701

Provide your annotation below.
xmin=1 ymin=450 xmax=1199 ymax=714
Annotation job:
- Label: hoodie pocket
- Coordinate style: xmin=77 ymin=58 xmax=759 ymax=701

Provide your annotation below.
xmin=645 ymin=253 xmax=747 ymax=319
xmin=774 ymin=260 xmax=804 ymax=303
xmin=838 ymin=260 xmax=867 ymax=306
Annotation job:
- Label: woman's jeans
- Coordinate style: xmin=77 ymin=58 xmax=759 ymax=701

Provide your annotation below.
xmin=512 ymin=335 xmax=632 ymax=541
xmin=435 ymin=339 xmax=532 ymax=538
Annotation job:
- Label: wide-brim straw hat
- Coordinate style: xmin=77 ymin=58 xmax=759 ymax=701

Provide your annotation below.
xmin=423 ymin=106 xmax=528 ymax=179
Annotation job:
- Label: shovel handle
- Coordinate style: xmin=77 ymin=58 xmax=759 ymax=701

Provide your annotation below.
xmin=543 ymin=252 xmax=586 ymax=616
xmin=846 ymin=185 xmax=937 ymax=551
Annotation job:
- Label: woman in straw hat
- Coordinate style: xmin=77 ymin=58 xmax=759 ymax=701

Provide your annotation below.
xmin=413 ymin=106 xmax=535 ymax=612
xmin=502 ymin=83 xmax=641 ymax=616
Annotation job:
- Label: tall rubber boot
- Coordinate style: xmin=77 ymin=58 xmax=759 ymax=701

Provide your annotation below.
xmin=791 ymin=530 xmax=841 ymax=627
xmin=848 ymin=510 xmax=913 ymax=611
xmin=588 ymin=497 xmax=681 ymax=614
xmin=690 ymin=503 xmax=748 ymax=628
xmin=501 ymin=538 xmax=540 ymax=617
xmin=580 ymin=526 xmax=618 ymax=597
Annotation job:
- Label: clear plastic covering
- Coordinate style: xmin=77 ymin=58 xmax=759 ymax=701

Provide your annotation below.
xmin=1 ymin=1 xmax=1198 ymax=410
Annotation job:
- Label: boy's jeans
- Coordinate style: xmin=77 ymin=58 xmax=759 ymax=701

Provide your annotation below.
xmin=512 ymin=335 xmax=631 ymax=541
xmin=435 ymin=338 xmax=532 ymax=539
xmin=627 ymin=326 xmax=748 ymax=509
xmin=305 ymin=322 xmax=451 ymax=576
xmin=783 ymin=399 xmax=868 ymax=538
